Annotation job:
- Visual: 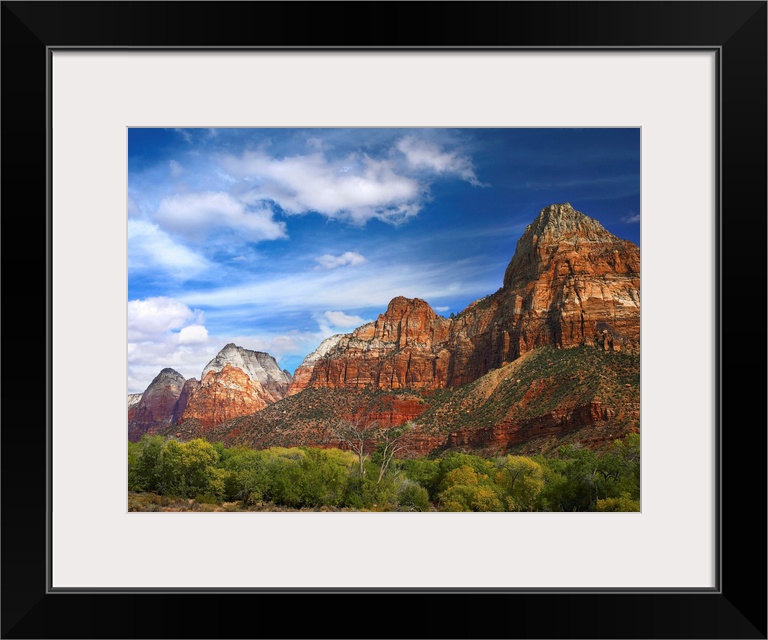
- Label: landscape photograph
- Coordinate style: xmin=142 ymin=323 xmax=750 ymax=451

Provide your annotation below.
xmin=127 ymin=127 xmax=640 ymax=512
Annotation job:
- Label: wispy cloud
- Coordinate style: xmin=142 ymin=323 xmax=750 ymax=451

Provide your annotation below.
xmin=315 ymin=251 xmax=366 ymax=270
xmin=174 ymin=128 xmax=193 ymax=144
xmin=128 ymin=127 xmax=640 ymax=391
xmin=222 ymin=151 xmax=424 ymax=225
xmin=154 ymin=191 xmax=287 ymax=242
xmin=622 ymin=211 xmax=641 ymax=223
xmin=396 ymin=136 xmax=485 ymax=186
xmin=178 ymin=257 xmax=497 ymax=315
xmin=169 ymin=160 xmax=183 ymax=177
xmin=128 ymin=219 xmax=211 ymax=279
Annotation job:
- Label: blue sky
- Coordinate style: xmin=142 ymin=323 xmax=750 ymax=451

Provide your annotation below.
xmin=128 ymin=128 xmax=640 ymax=393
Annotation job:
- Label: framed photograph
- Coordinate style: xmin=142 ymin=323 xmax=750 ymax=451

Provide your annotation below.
xmin=3 ymin=2 xmax=765 ymax=638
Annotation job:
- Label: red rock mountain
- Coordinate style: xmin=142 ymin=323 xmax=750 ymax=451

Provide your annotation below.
xmin=289 ymin=203 xmax=640 ymax=395
xmin=128 ymin=368 xmax=185 ymax=442
xmin=171 ymin=378 xmax=201 ymax=424
xmin=129 ymin=345 xmax=293 ymax=438
xmin=170 ymin=346 xmax=639 ymax=456
xmin=132 ymin=203 xmax=640 ymax=454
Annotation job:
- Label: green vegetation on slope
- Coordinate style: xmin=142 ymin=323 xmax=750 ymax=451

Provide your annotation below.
xmin=128 ymin=433 xmax=640 ymax=512
xmin=419 ymin=345 xmax=639 ymax=433
xmin=167 ymin=387 xmax=425 ymax=448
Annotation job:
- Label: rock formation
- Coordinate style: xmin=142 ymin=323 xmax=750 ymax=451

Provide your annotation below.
xmin=171 ymin=378 xmax=201 ymax=424
xmin=128 ymin=368 xmax=185 ymax=442
xmin=289 ymin=203 xmax=640 ymax=395
xmin=129 ymin=345 xmax=293 ymax=437
xmin=178 ymin=345 xmax=292 ymax=428
xmin=132 ymin=203 xmax=640 ymax=455
xmin=499 ymin=202 xmax=640 ymax=355
xmin=288 ymin=298 xmax=452 ymax=394
xmin=201 ymin=343 xmax=292 ymax=401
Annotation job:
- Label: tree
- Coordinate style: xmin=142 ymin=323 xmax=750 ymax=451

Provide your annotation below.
xmin=595 ymin=492 xmax=640 ymax=512
xmin=159 ymin=438 xmax=221 ymax=498
xmin=330 ymin=415 xmax=380 ymax=478
xmin=133 ymin=435 xmax=166 ymax=492
xmin=375 ymin=421 xmax=412 ymax=484
xmin=495 ymin=455 xmax=545 ymax=511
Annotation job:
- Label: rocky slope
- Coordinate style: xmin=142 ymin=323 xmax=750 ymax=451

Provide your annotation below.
xmin=163 ymin=346 xmax=638 ymax=456
xmin=289 ymin=203 xmax=640 ymax=395
xmin=128 ymin=369 xmax=185 ymax=442
xmin=129 ymin=345 xmax=293 ymax=437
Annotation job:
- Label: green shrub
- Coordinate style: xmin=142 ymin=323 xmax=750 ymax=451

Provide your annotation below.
xmin=397 ymin=480 xmax=431 ymax=511
xmin=595 ymin=493 xmax=640 ymax=512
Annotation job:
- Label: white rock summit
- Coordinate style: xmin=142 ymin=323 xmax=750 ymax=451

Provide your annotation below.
xmin=202 ymin=343 xmax=292 ymax=395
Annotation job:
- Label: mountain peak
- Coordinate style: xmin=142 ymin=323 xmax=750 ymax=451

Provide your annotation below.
xmin=155 ymin=368 xmax=185 ymax=383
xmin=503 ymin=203 xmax=630 ymax=289
xmin=202 ymin=344 xmax=293 ymax=386
xmin=384 ymin=296 xmax=434 ymax=317
xmin=526 ymin=202 xmax=610 ymax=240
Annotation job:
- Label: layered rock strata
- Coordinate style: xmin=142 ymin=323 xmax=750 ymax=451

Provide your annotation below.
xmin=289 ymin=203 xmax=640 ymax=395
xmin=179 ymin=345 xmax=293 ymax=428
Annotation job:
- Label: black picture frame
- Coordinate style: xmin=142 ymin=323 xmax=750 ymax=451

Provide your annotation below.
xmin=2 ymin=2 xmax=765 ymax=638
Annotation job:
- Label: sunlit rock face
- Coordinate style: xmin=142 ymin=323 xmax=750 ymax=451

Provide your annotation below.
xmin=179 ymin=345 xmax=293 ymax=428
xmin=288 ymin=203 xmax=640 ymax=394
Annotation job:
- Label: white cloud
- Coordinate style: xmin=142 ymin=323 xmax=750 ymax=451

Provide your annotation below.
xmin=177 ymin=324 xmax=209 ymax=344
xmin=313 ymin=310 xmax=369 ymax=342
xmin=315 ymin=251 xmax=366 ymax=270
xmin=396 ymin=136 xmax=484 ymax=186
xmin=622 ymin=212 xmax=641 ymax=223
xmin=178 ymin=256 xmax=497 ymax=321
xmin=128 ymin=219 xmax=211 ymax=279
xmin=434 ymin=306 xmax=450 ymax=312
xmin=128 ymin=297 xmax=217 ymax=391
xmin=128 ymin=297 xmax=204 ymax=342
xmin=221 ymin=151 xmax=423 ymax=225
xmin=154 ymin=191 xmax=287 ymax=242
xmin=320 ymin=310 xmax=366 ymax=328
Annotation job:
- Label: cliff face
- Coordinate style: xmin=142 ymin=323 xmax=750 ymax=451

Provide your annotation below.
xmin=162 ymin=346 xmax=639 ymax=456
xmin=171 ymin=378 xmax=201 ymax=424
xmin=498 ymin=202 xmax=640 ymax=356
xmin=289 ymin=297 xmax=452 ymax=394
xmin=128 ymin=368 xmax=185 ymax=442
xmin=288 ymin=203 xmax=640 ymax=395
xmin=201 ymin=343 xmax=292 ymax=400
xmin=179 ymin=364 xmax=273 ymax=428
xmin=178 ymin=345 xmax=292 ymax=428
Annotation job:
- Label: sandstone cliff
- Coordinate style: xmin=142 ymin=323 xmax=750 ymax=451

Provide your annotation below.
xmin=178 ymin=345 xmax=293 ymax=428
xmin=164 ymin=346 xmax=639 ymax=456
xmin=289 ymin=203 xmax=640 ymax=395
